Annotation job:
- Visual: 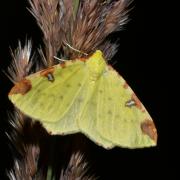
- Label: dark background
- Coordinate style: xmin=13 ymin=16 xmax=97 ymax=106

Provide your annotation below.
xmin=0 ymin=0 xmax=168 ymax=179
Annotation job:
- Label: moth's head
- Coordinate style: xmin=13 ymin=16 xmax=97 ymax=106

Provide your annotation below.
xmin=86 ymin=50 xmax=106 ymax=78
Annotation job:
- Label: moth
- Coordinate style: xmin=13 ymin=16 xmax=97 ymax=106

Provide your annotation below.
xmin=9 ymin=50 xmax=157 ymax=149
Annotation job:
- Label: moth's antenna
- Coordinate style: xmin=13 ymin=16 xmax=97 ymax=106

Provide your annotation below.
xmin=53 ymin=56 xmax=67 ymax=62
xmin=63 ymin=41 xmax=88 ymax=56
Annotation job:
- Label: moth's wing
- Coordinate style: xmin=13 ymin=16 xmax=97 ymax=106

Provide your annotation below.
xmin=96 ymin=68 xmax=157 ymax=148
xmin=78 ymin=77 xmax=115 ymax=149
xmin=9 ymin=60 xmax=88 ymax=134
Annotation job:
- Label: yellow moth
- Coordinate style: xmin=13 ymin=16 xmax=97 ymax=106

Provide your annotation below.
xmin=9 ymin=50 xmax=157 ymax=149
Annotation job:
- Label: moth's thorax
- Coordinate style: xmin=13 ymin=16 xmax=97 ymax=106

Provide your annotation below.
xmin=86 ymin=50 xmax=106 ymax=81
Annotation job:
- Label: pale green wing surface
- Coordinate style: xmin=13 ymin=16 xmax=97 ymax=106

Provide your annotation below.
xmin=9 ymin=60 xmax=88 ymax=134
xmin=96 ymin=68 xmax=157 ymax=148
xmin=78 ymin=77 xmax=115 ymax=149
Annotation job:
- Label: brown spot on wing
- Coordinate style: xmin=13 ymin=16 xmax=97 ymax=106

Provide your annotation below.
xmin=40 ymin=67 xmax=55 ymax=77
xmin=40 ymin=67 xmax=55 ymax=82
xmin=60 ymin=62 xmax=66 ymax=68
xmin=123 ymin=82 xmax=128 ymax=89
xmin=9 ymin=79 xmax=32 ymax=95
xmin=79 ymin=57 xmax=86 ymax=62
xmin=132 ymin=93 xmax=143 ymax=110
xmin=141 ymin=119 xmax=157 ymax=143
